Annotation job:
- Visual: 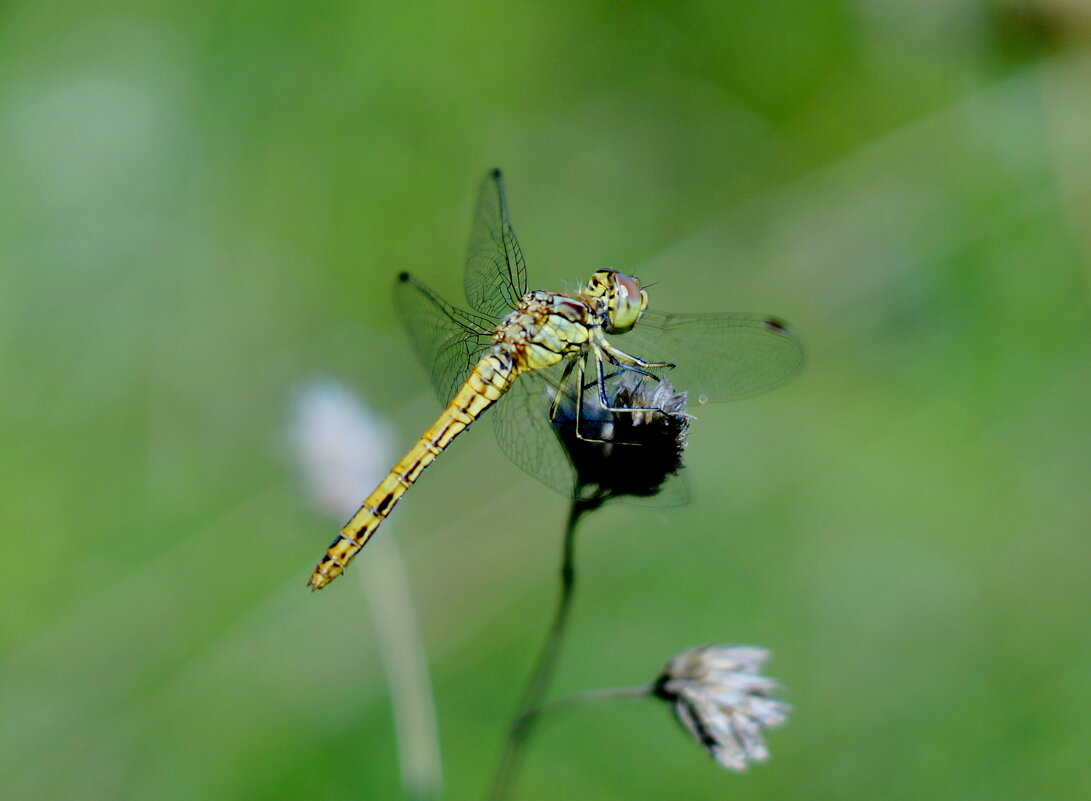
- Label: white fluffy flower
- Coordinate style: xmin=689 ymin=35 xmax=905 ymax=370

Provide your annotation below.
xmin=291 ymin=379 xmax=394 ymax=518
xmin=654 ymin=645 xmax=790 ymax=771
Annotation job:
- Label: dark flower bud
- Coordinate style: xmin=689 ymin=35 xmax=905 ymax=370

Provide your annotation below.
xmin=550 ymin=369 xmax=689 ymax=506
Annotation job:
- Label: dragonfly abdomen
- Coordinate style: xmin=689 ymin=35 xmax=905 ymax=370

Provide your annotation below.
xmin=307 ymin=350 xmax=520 ymax=590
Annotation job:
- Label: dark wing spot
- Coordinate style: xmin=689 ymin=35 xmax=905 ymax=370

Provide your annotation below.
xmin=764 ymin=317 xmax=790 ymax=334
xmin=489 ymin=167 xmax=502 ymax=179
xmin=397 ymin=271 xmax=410 ymax=282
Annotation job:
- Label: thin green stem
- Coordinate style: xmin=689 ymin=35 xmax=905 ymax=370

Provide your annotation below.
xmin=485 ymin=496 xmax=601 ymax=801
xmin=515 ymin=685 xmax=654 ymax=727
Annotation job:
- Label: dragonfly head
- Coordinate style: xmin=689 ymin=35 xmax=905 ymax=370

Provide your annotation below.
xmin=583 ymin=269 xmax=648 ymax=334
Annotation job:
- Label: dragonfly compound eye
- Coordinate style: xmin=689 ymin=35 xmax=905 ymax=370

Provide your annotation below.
xmin=605 ymin=271 xmax=645 ymax=333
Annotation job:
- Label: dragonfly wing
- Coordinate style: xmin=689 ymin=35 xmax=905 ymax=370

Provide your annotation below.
xmin=464 ymin=169 xmax=529 ymax=319
xmin=492 ymin=364 xmax=577 ymax=498
xmin=617 ymin=309 xmax=804 ymax=403
xmin=394 ymin=272 xmax=497 ymax=406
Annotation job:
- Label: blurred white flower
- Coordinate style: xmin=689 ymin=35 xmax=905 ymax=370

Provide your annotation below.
xmin=654 ymin=645 xmax=790 ymax=771
xmin=291 ymin=379 xmax=395 ymax=519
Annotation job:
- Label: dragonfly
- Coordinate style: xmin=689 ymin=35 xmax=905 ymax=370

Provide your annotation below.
xmin=307 ymin=169 xmax=803 ymax=590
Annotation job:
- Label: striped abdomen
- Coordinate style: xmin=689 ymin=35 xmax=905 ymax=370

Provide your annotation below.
xmin=307 ymin=351 xmax=520 ymax=590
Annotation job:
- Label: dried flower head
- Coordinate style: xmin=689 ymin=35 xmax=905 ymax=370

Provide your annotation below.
xmin=551 ymin=369 xmax=689 ymax=504
xmin=653 ymin=645 xmax=790 ymax=771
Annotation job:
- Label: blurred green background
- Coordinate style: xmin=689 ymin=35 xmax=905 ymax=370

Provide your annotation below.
xmin=3 ymin=1 xmax=1091 ymax=799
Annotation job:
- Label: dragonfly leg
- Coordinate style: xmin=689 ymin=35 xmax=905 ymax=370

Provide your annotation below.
xmin=569 ymin=354 xmax=622 ymax=443
xmin=600 ymin=362 xmax=660 ymax=384
xmin=556 ymin=352 xmax=662 ymax=443
xmin=573 ymin=355 xmax=599 ymax=442
xmin=599 ymin=338 xmax=674 ymax=371
xmin=594 ymin=348 xmax=663 ymax=414
xmin=547 ymin=357 xmax=579 ymax=423
xmin=544 ymin=355 xmax=612 ymax=443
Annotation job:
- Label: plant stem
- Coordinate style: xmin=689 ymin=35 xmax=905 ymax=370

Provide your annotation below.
xmin=362 ymin=537 xmax=444 ymax=801
xmin=516 ymin=685 xmax=654 ymax=726
xmin=485 ymin=496 xmax=601 ymax=801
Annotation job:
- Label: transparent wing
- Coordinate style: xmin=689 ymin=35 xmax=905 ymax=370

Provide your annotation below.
xmin=394 ymin=272 xmax=497 ymax=406
xmin=616 ymin=309 xmax=804 ymax=403
xmin=492 ymin=364 xmax=576 ymax=498
xmin=493 ymin=360 xmax=691 ymax=508
xmin=464 ymin=168 xmax=529 ymax=319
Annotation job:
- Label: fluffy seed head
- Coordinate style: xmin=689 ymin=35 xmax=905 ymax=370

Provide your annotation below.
xmin=654 ymin=645 xmax=790 ymax=771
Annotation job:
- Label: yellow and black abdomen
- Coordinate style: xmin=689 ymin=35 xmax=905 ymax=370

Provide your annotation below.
xmin=307 ymin=351 xmax=519 ymax=590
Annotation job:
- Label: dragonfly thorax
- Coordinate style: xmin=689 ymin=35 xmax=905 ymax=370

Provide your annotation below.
xmin=494 ymin=290 xmax=597 ymax=373
xmin=580 ymin=269 xmax=649 ymax=334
